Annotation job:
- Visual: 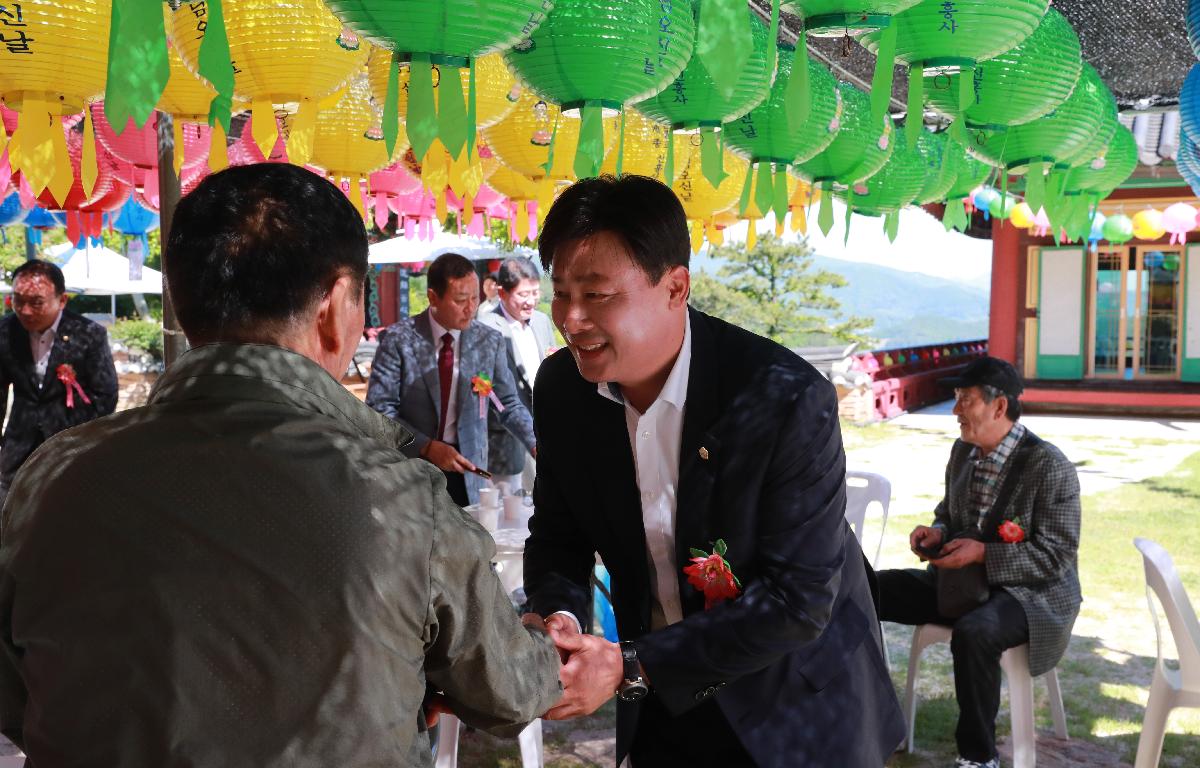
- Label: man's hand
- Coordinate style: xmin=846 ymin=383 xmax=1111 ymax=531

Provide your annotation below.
xmin=910 ymin=525 xmax=945 ymax=561
xmin=543 ymin=631 xmax=623 ymax=720
xmin=421 ymin=440 xmax=477 ymax=474
xmin=422 ymin=692 xmax=452 ymax=728
xmin=543 ymin=613 xmax=580 ymax=662
xmin=930 ymin=538 xmax=985 ymax=569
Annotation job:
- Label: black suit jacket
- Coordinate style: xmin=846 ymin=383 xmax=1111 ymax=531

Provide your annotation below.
xmin=524 ymin=308 xmax=904 ymax=767
xmin=0 ymin=311 xmax=118 ymax=479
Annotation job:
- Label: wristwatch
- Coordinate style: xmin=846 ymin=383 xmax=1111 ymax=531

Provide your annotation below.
xmin=616 ymin=641 xmax=649 ymax=702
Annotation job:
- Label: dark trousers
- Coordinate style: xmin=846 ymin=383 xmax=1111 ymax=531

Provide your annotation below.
xmin=630 ymin=693 xmax=755 ymax=767
xmin=442 ymin=470 xmax=469 ymax=507
xmin=877 ymin=568 xmax=1029 ymax=763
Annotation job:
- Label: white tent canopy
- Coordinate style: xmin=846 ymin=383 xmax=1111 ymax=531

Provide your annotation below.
xmin=41 ymin=241 xmax=163 ymax=296
xmin=369 ymin=230 xmax=537 ymax=265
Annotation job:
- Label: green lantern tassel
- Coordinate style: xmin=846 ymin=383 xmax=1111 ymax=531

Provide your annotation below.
xmin=843 ymin=200 xmax=853 ymax=245
xmin=407 ymin=54 xmax=438 ymax=162
xmin=382 ymin=52 xmax=401 ymax=160
xmin=944 ymin=198 xmax=968 ymax=232
xmin=696 ymin=0 xmax=752 ymax=101
xmin=738 ymin=161 xmax=754 ymax=217
xmin=541 ymin=115 xmax=559 ymax=176
xmin=615 ymin=109 xmax=626 ymax=176
xmin=906 ymin=67 xmax=923 ymax=149
xmin=664 ymin=123 xmax=676 ymax=184
xmin=767 ymin=0 xmax=780 ymax=78
xmin=885 ymin=210 xmax=900 ymax=242
xmin=104 ymin=0 xmax=170 ymax=132
xmin=466 ymin=58 xmax=478 ymax=162
xmin=772 ymin=165 xmax=788 ymax=222
xmin=818 ymin=181 xmax=834 ymax=235
xmin=197 ymin=0 xmax=234 ymax=132
xmin=869 ymin=22 xmax=898 ymax=128
xmin=438 ymin=64 xmax=468 ymax=160
xmin=785 ymin=41 xmax=811 ymax=131
xmin=1025 ymin=161 xmax=1046 ymax=219
xmin=754 ymin=161 xmax=774 ymax=217
xmin=949 ymin=67 xmax=973 ymax=146
xmin=700 ymin=127 xmax=726 ymax=189
xmin=574 ymin=103 xmax=605 ymax=180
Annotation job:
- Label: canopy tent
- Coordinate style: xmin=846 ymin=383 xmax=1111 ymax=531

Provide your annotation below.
xmin=42 ymin=242 xmax=163 ymax=295
xmin=368 ymin=231 xmax=538 ymax=266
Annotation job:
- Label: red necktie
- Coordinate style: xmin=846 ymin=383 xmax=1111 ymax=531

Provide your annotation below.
xmin=437 ymin=332 xmax=454 ymax=441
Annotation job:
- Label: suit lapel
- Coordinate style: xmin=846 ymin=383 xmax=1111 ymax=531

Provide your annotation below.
xmin=413 ymin=311 xmax=443 ymax=422
xmin=458 ymin=324 xmax=482 ymax=421
xmin=674 ymin=309 xmax=721 ymax=616
xmin=40 ymin=314 xmax=74 ymax=394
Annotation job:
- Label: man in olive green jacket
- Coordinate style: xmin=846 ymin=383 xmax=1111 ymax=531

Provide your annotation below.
xmin=0 ymin=164 xmax=561 ymax=767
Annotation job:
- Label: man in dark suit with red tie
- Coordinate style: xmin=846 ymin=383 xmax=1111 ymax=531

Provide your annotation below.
xmin=522 ymin=175 xmax=904 ymax=767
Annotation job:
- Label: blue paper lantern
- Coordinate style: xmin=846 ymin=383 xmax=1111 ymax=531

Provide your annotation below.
xmin=0 ymin=192 xmax=30 ymax=227
xmin=23 ymin=208 xmax=60 ymax=229
xmin=111 ymin=198 xmax=160 ymax=236
xmin=972 ymin=187 xmax=1000 ymax=219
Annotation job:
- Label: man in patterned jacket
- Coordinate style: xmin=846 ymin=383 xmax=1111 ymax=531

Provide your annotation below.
xmin=877 ymin=356 xmax=1081 ymax=768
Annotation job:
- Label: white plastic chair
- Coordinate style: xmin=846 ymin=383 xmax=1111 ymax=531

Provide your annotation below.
xmin=1133 ymin=538 xmax=1200 ymax=768
xmin=903 ymin=624 xmax=1068 ymax=768
xmin=845 ymin=470 xmax=891 ymax=567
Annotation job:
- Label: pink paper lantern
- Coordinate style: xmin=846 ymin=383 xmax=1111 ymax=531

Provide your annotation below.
xmin=1162 ymin=202 xmax=1198 ymax=244
xmin=91 ymin=103 xmax=210 ymax=176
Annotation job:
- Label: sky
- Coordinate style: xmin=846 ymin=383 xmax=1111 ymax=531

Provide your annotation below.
xmin=712 ymin=197 xmax=995 ymax=287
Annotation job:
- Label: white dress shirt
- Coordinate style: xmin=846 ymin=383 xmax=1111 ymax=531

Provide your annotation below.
xmin=31 ymin=311 xmax=64 ymax=387
xmin=598 ymin=314 xmax=692 ymax=630
xmin=499 ymin=303 xmax=543 ymax=390
xmin=428 ymin=312 xmax=461 ymax=444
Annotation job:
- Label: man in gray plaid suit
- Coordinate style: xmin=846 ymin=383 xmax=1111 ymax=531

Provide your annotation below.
xmin=877 ymin=357 xmax=1081 ymax=768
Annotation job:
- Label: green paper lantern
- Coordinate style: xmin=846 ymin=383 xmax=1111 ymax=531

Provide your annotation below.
xmin=912 ymin=131 xmax=958 ymax=205
xmin=946 ymin=151 xmax=990 ymax=200
xmin=923 ymin=7 xmax=1080 ymax=129
xmin=793 ymin=82 xmax=894 ymax=188
xmin=1065 ymin=125 xmax=1138 ymax=194
xmin=504 ymin=0 xmax=696 ymax=179
xmin=988 ymin=193 xmax=1019 ymax=219
xmin=1102 ymin=213 xmax=1134 ymax=244
xmin=966 ymin=64 xmax=1111 ymax=173
xmin=723 ymin=44 xmax=840 ymax=165
xmin=846 ymin=124 xmax=926 ymax=214
xmin=635 ymin=0 xmax=774 ymax=130
xmin=782 ymin=1 xmax=921 ymax=34
xmin=861 ymin=0 xmax=1048 ymax=149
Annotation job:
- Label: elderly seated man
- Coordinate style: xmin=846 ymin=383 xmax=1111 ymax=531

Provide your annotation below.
xmin=876 ymin=357 xmax=1081 ymax=768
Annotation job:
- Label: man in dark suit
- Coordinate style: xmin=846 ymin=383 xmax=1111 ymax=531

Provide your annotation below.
xmin=0 ymin=260 xmax=117 ymax=507
xmin=367 ymin=253 xmax=535 ymax=507
xmin=523 ymin=175 xmax=904 ymax=767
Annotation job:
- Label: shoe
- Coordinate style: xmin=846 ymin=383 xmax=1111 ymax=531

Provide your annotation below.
xmin=954 ymin=758 xmax=1000 ymax=768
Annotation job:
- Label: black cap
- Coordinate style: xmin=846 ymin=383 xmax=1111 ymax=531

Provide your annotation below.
xmin=942 ymin=356 xmax=1023 ymax=400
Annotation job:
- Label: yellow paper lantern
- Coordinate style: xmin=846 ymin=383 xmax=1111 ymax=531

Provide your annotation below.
xmin=1132 ymin=208 xmax=1166 ymax=241
xmin=671 ymin=134 xmax=748 ymax=222
xmin=311 ymin=79 xmax=406 ymax=183
xmin=487 ymin=164 xmax=543 ymax=202
xmin=367 ymin=48 xmax=519 ymax=131
xmin=484 ymin=91 xmax=617 ymax=182
xmin=157 ymin=42 xmax=246 ymax=173
xmin=169 ymin=0 xmax=367 ymax=162
xmin=1009 ymin=201 xmax=1035 ymax=229
xmin=600 ymin=111 xmax=672 ymax=179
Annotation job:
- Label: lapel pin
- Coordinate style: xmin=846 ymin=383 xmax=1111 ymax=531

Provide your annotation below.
xmin=61 ymin=335 xmax=69 ymax=342
xmin=699 ymin=447 xmax=710 ymax=461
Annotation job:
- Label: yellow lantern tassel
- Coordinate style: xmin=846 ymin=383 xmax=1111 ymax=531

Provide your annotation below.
xmin=171 ymin=118 xmax=185 ymax=176
xmin=746 ymin=219 xmax=757 ymax=251
xmin=516 ymin=200 xmax=531 ymax=243
xmin=0 ymin=120 xmax=7 ymax=155
xmin=357 ymin=176 xmax=369 ymax=223
xmin=775 ymin=218 xmax=785 ymax=237
xmin=462 ymin=194 xmax=474 ymax=227
xmin=82 ymin=113 xmax=100 ymax=198
xmin=286 ymin=99 xmax=318 ymax=167
xmin=708 ymin=220 xmax=725 ymax=247
xmin=347 ymin=177 xmax=366 ymax=221
xmin=435 ymin=188 xmax=448 ymax=224
xmin=209 ymin=121 xmax=229 ymax=172
xmin=48 ymin=118 xmax=74 ymax=207
xmin=15 ymin=100 xmax=58 ymax=198
xmin=535 ymin=178 xmax=555 ymax=216
xmin=423 ymin=141 xmax=450 ymax=196
xmin=791 ymin=204 xmax=807 ymax=234
xmin=448 ymin=146 xmax=471 ymax=198
xmin=251 ymin=100 xmax=278 ymax=161
xmin=690 ymin=221 xmax=704 ymax=254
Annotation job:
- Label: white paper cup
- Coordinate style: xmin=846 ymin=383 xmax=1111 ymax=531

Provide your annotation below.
xmin=476 ymin=506 xmax=500 ymax=533
xmin=478 ymin=487 xmax=500 ymax=508
xmin=503 ymin=495 xmax=525 ymax=523
xmin=496 ymin=481 xmax=511 ymax=498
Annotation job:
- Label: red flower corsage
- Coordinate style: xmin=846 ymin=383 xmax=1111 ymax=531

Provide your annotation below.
xmin=684 ymin=539 xmax=742 ymax=610
xmin=998 ymin=520 xmax=1025 ymax=543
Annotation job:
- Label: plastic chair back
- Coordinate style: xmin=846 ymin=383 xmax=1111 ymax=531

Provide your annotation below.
xmin=845 ymin=470 xmax=891 ymax=567
xmin=1135 ymin=537 xmax=1200 ymax=690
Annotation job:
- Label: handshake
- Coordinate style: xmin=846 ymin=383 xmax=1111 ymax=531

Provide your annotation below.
xmin=523 ymin=612 xmax=632 ymax=720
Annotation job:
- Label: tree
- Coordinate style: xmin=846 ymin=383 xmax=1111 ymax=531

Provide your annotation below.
xmin=690 ymin=234 xmax=873 ymax=348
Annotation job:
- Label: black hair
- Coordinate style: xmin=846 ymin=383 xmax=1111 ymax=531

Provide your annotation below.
xmin=12 ymin=260 xmax=66 ymax=296
xmin=496 ymin=257 xmax=540 ymax=291
xmin=164 ymin=163 xmax=367 ymax=343
xmin=538 ymin=175 xmax=689 ymax=283
xmin=427 ymin=253 xmax=476 ymax=296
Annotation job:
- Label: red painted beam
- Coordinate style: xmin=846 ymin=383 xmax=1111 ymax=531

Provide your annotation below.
xmin=989 ymin=217 xmax=1022 ymax=364
xmin=1023 ymin=388 xmax=1200 ymax=408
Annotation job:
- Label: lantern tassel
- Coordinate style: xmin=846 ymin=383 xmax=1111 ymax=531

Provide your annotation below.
xmin=785 ymin=39 xmax=811 ymax=131
xmin=573 ymin=102 xmax=605 ymax=180
xmin=198 ymin=0 xmax=234 ymax=133
xmin=906 ymin=67 xmax=923 ymax=149
xmin=772 ymin=165 xmax=788 ymax=222
xmin=818 ymin=181 xmax=834 ymax=235
xmin=869 ymin=22 xmax=898 ymax=128
xmin=48 ymin=117 xmax=73 ymax=207
xmin=173 ymin=117 xmax=185 ymax=176
xmin=615 ymin=109 xmax=626 ymax=177
xmin=754 ymin=161 xmax=774 ymax=219
xmin=466 ymin=58 xmax=478 ymax=163
xmin=104 ymin=0 xmax=170 ymax=132
xmin=251 ymin=101 xmax=278 ymax=162
xmin=439 ymin=64 xmax=468 ymax=160
xmin=408 ymin=54 xmax=438 ymax=163
xmin=746 ymin=219 xmax=757 ymax=251
xmin=82 ymin=113 xmax=99 ymax=198
xmin=885 ymin=210 xmax=900 ymax=242
xmin=209 ymin=120 xmax=229 ymax=172
xmin=843 ymin=200 xmax=853 ymax=245
xmin=705 ymin=219 xmax=720 ymax=247
xmin=286 ymin=99 xmax=318 ymax=167
xmin=382 ymin=52 xmax=402 ymax=160
xmin=700 ymin=127 xmax=726 ymax=189
xmin=664 ymin=125 xmax=675 ymax=185
xmin=696 ymin=0 xmax=752 ymax=101
xmin=949 ymin=66 xmax=973 ymax=147
xmin=690 ymin=221 xmax=704 ymax=254
xmin=737 ymin=160 xmax=754 ymax=217
xmin=540 ymin=115 xmax=559 ymax=177
xmin=14 ymin=101 xmax=57 ymax=198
